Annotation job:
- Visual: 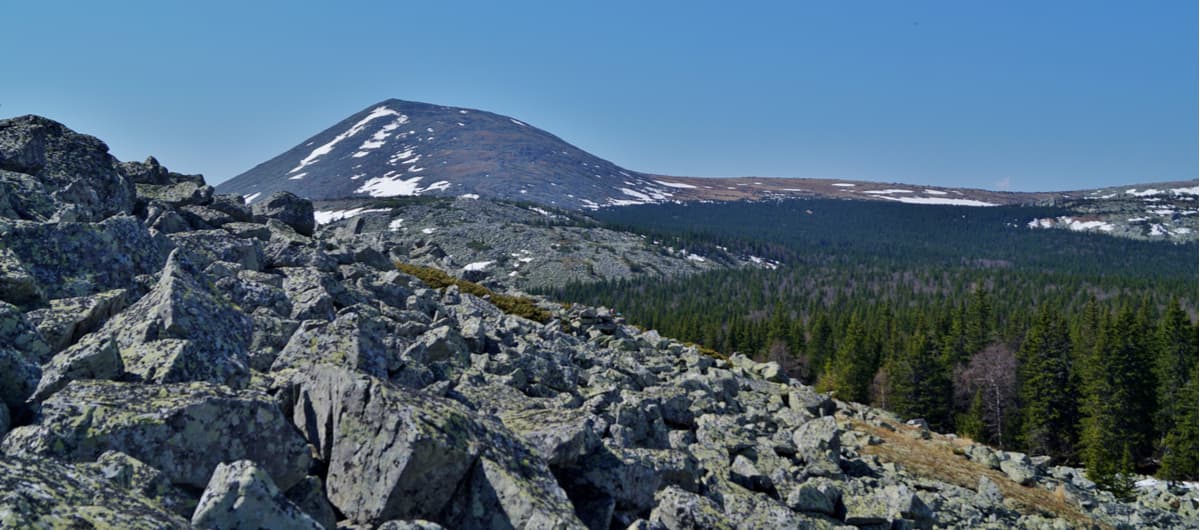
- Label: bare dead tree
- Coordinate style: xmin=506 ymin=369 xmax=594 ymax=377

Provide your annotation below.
xmin=955 ymin=342 xmax=1018 ymax=448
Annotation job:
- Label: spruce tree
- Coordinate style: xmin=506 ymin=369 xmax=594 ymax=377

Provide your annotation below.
xmin=1017 ymin=306 xmax=1077 ymax=462
xmin=887 ymin=325 xmax=952 ymax=430
xmin=1158 ymin=372 xmax=1199 ymax=480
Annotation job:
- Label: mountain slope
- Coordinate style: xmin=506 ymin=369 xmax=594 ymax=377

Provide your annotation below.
xmin=218 ymin=99 xmax=678 ymax=210
xmin=220 ymin=99 xmax=1197 ymax=242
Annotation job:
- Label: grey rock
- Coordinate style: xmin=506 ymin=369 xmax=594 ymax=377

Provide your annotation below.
xmin=285 ymin=476 xmax=339 ymax=530
xmin=134 ymin=180 xmax=213 ymax=207
xmin=272 ymin=308 xmax=390 ymax=378
xmin=286 ymin=365 xmax=477 ymax=524
xmin=81 ymin=450 xmax=197 ymax=517
xmin=649 ymin=486 xmax=734 ymax=530
xmin=785 ymin=479 xmax=841 ymax=515
xmin=375 ymin=521 xmax=446 ymax=530
xmin=0 ymin=115 xmax=136 ymax=222
xmin=121 ymin=156 xmax=204 ymax=186
xmin=0 ymin=215 xmax=170 ymax=300
xmin=253 ymin=191 xmax=316 ymax=237
xmin=2 ymin=380 xmax=312 ymax=491
xmin=0 ymin=454 xmax=189 ymax=528
xmin=500 ymin=407 xmax=601 ymax=466
xmin=25 ymin=288 xmax=128 ymax=354
xmin=102 ymin=249 xmax=251 ymax=387
xmin=191 ymin=460 xmax=324 ymax=530
xmin=31 ymin=332 xmax=125 ymax=402
xmin=999 ymin=454 xmax=1037 ymax=486
xmin=169 ymin=229 xmax=264 ymax=271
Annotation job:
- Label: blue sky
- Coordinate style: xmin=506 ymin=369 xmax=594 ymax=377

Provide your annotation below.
xmin=2 ymin=1 xmax=1195 ymax=190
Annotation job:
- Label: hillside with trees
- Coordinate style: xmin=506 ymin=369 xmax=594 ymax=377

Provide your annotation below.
xmin=545 ymin=199 xmax=1199 ymax=488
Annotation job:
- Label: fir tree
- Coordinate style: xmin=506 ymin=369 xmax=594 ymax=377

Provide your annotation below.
xmin=1017 ymin=307 xmax=1077 ymax=462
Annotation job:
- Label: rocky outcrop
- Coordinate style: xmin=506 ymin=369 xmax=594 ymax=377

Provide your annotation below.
xmin=191 ymin=460 xmax=324 ymax=530
xmin=0 ymin=116 xmax=1193 ymax=529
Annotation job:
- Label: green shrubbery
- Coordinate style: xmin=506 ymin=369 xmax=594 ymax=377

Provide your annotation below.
xmin=395 ymin=262 xmax=552 ymax=323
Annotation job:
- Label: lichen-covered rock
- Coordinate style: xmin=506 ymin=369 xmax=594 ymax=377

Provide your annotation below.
xmin=81 ymin=450 xmax=197 ymax=517
xmin=649 ymin=486 xmax=734 ymax=530
xmin=0 ymin=215 xmax=170 ymax=299
xmin=500 ymin=407 xmax=601 ymax=466
xmin=272 ymin=308 xmax=390 ymax=377
xmin=2 ymin=380 xmax=312 ymax=491
xmin=191 ymin=460 xmax=324 ymax=530
xmin=0 ymin=115 xmax=136 ymax=222
xmin=25 ymin=288 xmax=129 ymax=353
xmin=286 ymin=364 xmax=477 ymax=524
xmin=121 ymin=156 xmax=204 ymax=186
xmin=0 ymin=245 xmax=43 ymax=304
xmin=285 ymin=364 xmax=584 ymax=528
xmin=169 ymin=229 xmax=264 ymax=271
xmin=134 ymin=180 xmax=213 ymax=207
xmin=253 ymin=191 xmax=316 ymax=237
xmin=1000 ymin=453 xmax=1038 ymax=486
xmin=285 ymin=476 xmax=338 ymax=530
xmin=0 ymin=348 xmax=40 ymax=420
xmin=31 ymin=332 xmax=125 ymax=402
xmin=100 ymin=249 xmax=251 ymax=386
xmin=0 ymin=454 xmax=189 ymax=528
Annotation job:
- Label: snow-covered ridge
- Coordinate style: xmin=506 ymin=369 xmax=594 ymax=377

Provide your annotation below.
xmin=290 ymin=106 xmax=401 ymax=174
xmin=314 ymin=207 xmax=390 ymax=225
xmin=881 ymin=196 xmax=997 ymax=207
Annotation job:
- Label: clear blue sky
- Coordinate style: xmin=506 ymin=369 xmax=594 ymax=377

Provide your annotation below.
xmin=2 ymin=1 xmax=1195 ymax=191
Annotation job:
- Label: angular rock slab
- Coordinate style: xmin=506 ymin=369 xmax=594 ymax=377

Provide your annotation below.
xmin=0 ymin=115 xmax=136 ymax=222
xmin=1 ymin=380 xmax=311 ymax=491
xmin=0 ymin=215 xmax=170 ymax=300
xmin=100 ymin=249 xmax=252 ymax=387
xmin=0 ymin=454 xmax=188 ymax=528
xmin=287 ymin=364 xmax=477 ymax=524
xmin=286 ymin=365 xmax=584 ymax=528
xmin=191 ymin=460 xmax=324 ymax=530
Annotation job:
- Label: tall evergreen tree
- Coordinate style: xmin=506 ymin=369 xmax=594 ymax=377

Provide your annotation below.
xmin=1153 ymin=300 xmax=1199 ymax=446
xmin=1017 ymin=307 xmax=1077 ymax=462
xmin=1158 ymin=372 xmax=1199 ymax=480
xmin=886 ymin=324 xmax=953 ymax=430
xmin=1080 ymin=306 xmax=1158 ymax=489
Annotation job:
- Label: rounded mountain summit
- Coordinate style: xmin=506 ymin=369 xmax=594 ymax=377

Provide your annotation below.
xmin=217 ymin=99 xmax=675 ymax=210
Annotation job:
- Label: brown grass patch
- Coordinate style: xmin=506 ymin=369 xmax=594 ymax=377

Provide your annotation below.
xmin=847 ymin=418 xmax=1110 ymax=530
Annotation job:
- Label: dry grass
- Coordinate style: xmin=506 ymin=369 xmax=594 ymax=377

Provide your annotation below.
xmin=847 ymin=418 xmax=1110 ymax=530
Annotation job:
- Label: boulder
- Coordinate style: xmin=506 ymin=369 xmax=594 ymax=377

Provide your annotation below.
xmin=649 ymin=486 xmax=734 ymax=530
xmin=24 ymin=288 xmax=129 ymax=353
xmin=100 ymin=249 xmax=251 ymax=387
xmin=0 ymin=115 xmax=136 ymax=222
xmin=31 ymin=332 xmax=124 ymax=402
xmin=0 ymin=455 xmax=188 ymax=528
xmin=253 ymin=191 xmax=315 ymax=237
xmin=81 ymin=450 xmax=197 ymax=517
xmin=2 ymin=380 xmax=312 ymax=491
xmin=272 ymin=308 xmax=391 ymax=377
xmin=285 ymin=476 xmax=339 ymax=530
xmin=0 ymin=215 xmax=170 ymax=300
xmin=285 ymin=365 xmax=478 ymax=524
xmin=191 ymin=460 xmax=324 ymax=530
xmin=285 ymin=365 xmax=583 ymax=528
xmin=121 ymin=156 xmax=204 ymax=186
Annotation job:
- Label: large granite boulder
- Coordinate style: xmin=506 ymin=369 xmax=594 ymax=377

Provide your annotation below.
xmin=0 ymin=455 xmax=189 ymax=528
xmin=191 ymin=460 xmax=324 ymax=530
xmin=252 ymin=191 xmax=315 ymax=237
xmin=0 ymin=115 xmax=136 ymax=222
xmin=2 ymin=380 xmax=312 ymax=491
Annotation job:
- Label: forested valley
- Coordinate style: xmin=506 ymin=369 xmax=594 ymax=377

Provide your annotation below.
xmin=544 ymin=199 xmax=1200 ymax=494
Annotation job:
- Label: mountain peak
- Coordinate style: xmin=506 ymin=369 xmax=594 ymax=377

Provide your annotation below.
xmin=218 ymin=99 xmax=676 ymax=209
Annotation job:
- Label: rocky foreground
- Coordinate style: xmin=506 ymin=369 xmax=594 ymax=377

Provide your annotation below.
xmin=0 ymin=115 xmax=1195 ymax=529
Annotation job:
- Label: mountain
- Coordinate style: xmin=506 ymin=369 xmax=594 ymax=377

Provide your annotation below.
xmin=218 ymin=98 xmax=678 ymax=210
xmin=219 ymin=99 xmax=1198 ymax=242
xmin=1 ymin=114 xmax=1195 ymax=529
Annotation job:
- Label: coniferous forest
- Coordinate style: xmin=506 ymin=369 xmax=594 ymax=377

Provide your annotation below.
xmin=544 ymin=199 xmax=1199 ymax=490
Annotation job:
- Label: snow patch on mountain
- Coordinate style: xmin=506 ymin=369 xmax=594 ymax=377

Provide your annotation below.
xmin=291 ymin=105 xmax=401 ymax=174
xmin=881 ymin=196 xmax=997 ymax=207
